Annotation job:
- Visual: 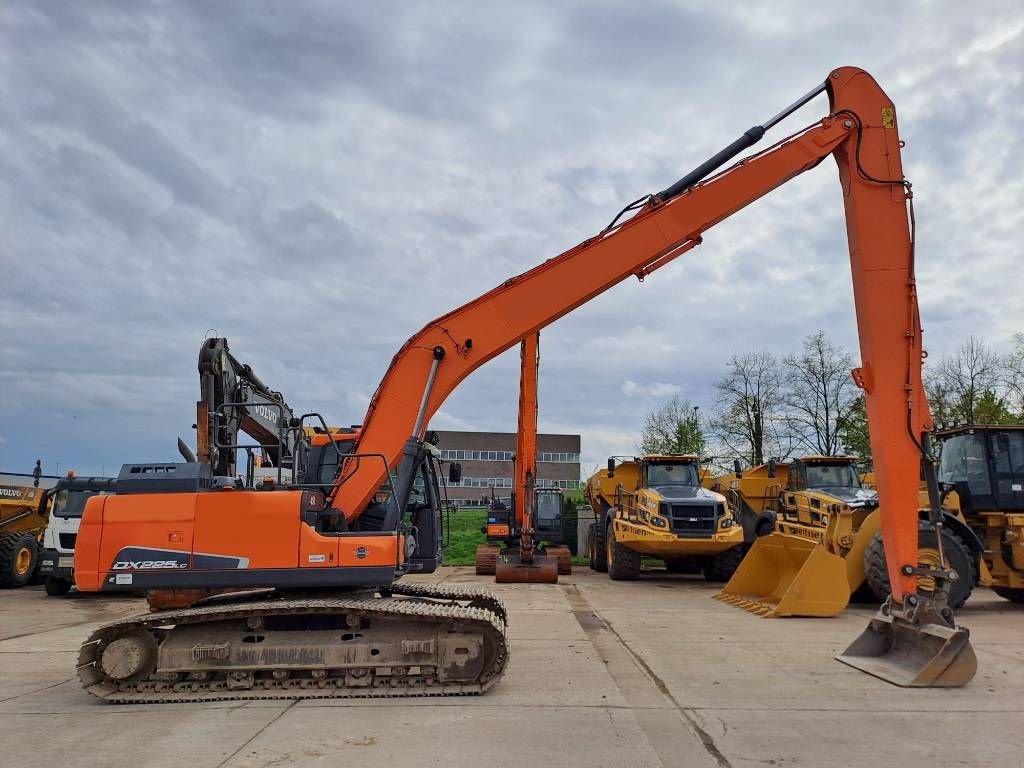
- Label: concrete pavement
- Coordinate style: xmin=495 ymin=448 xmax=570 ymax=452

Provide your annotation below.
xmin=2 ymin=568 xmax=1021 ymax=768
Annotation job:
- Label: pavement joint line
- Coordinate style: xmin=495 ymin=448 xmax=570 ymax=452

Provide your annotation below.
xmin=0 ymin=619 xmax=103 ymax=642
xmin=0 ymin=677 xmax=74 ymax=703
xmin=216 ymin=699 xmax=296 ymax=768
xmin=564 ymin=583 xmax=733 ymax=768
xmin=5 ymin=703 xmax=1022 ymax=716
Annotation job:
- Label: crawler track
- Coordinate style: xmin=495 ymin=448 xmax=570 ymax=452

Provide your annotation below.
xmin=78 ymin=584 xmax=507 ymax=704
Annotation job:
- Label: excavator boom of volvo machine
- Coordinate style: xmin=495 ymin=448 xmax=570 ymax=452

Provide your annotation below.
xmin=75 ymin=67 xmax=975 ymax=699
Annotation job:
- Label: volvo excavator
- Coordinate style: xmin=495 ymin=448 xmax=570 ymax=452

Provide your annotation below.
xmin=74 ymin=67 xmax=976 ymax=700
xmin=474 ymin=332 xmax=572 ymax=583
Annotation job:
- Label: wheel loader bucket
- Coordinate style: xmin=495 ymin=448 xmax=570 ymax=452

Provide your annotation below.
xmin=495 ymin=552 xmax=559 ymax=584
xmin=836 ymin=603 xmax=977 ymax=687
xmin=713 ymin=534 xmax=850 ymax=617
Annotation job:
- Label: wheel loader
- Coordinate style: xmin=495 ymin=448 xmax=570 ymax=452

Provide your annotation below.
xmin=585 ymin=455 xmax=745 ymax=581
xmin=931 ymin=425 xmax=1024 ymax=604
xmin=714 ymin=455 xmax=980 ymax=617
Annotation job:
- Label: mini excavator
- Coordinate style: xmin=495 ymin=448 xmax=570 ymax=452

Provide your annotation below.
xmin=74 ymin=68 xmax=976 ymax=702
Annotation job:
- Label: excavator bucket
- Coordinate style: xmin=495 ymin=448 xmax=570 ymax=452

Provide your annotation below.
xmin=837 ymin=603 xmax=977 ymax=687
xmin=713 ymin=533 xmax=850 ymax=617
xmin=495 ymin=552 xmax=559 ymax=584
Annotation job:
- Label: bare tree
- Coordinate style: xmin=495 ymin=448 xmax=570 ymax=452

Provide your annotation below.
xmin=1006 ymin=332 xmax=1024 ymax=418
xmin=638 ymin=396 xmax=706 ymax=455
xmin=931 ymin=336 xmax=1005 ymax=424
xmin=710 ymin=351 xmax=788 ymax=465
xmin=782 ymin=331 xmax=859 ymax=455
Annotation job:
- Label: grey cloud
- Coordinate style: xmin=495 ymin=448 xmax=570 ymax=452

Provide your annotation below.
xmin=1 ymin=1 xmax=1021 ymax=475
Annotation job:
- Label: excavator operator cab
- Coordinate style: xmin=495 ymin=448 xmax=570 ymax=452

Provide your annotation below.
xmin=534 ymin=487 xmax=565 ymax=545
xmin=937 ymin=426 xmax=1024 ymax=513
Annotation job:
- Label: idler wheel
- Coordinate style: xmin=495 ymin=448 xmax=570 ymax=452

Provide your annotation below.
xmin=100 ymin=632 xmax=157 ymax=681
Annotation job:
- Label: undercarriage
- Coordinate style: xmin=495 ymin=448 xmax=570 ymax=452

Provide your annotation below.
xmin=77 ymin=582 xmax=507 ymax=703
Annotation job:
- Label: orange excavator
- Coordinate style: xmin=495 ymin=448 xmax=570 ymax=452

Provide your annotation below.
xmin=474 ymin=332 xmax=572 ymax=583
xmin=74 ymin=67 xmax=975 ymax=702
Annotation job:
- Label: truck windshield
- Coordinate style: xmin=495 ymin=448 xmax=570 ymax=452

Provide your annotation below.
xmin=646 ymin=463 xmax=698 ymax=487
xmin=805 ymin=463 xmax=860 ymax=489
xmin=52 ymin=490 xmax=101 ymax=518
xmin=939 ymin=433 xmax=992 ymax=496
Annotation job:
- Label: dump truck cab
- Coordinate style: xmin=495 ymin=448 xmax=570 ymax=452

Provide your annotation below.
xmin=935 ymin=425 xmax=1024 ymax=602
xmin=585 ymin=454 xmax=744 ymax=581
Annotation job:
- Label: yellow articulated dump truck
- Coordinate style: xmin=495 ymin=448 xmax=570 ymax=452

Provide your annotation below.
xmin=0 ymin=482 xmax=50 ymax=588
xmin=714 ymin=455 xmax=981 ymax=617
xmin=585 ymin=454 xmax=745 ymax=580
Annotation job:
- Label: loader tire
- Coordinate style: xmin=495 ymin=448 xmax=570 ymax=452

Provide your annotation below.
xmin=590 ymin=521 xmax=608 ymax=573
xmin=703 ymin=546 xmax=745 ymax=582
xmin=0 ymin=532 xmax=38 ymax=588
xmin=863 ymin=524 xmax=976 ymax=610
xmin=991 ymin=587 xmax=1024 ymax=604
xmin=606 ymin=523 xmax=640 ymax=580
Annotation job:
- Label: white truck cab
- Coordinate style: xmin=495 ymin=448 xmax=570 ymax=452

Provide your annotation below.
xmin=38 ymin=478 xmax=115 ymax=595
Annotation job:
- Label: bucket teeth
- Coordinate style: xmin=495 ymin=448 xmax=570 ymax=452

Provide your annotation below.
xmin=714 ymin=591 xmax=776 ymax=616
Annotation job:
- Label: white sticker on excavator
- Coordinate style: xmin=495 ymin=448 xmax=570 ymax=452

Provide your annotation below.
xmin=115 ymin=574 xmax=133 ymax=585
xmin=308 ymin=554 xmax=326 ymax=563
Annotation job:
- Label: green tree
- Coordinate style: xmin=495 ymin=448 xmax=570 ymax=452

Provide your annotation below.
xmin=838 ymin=394 xmax=872 ymax=466
xmin=974 ymin=388 xmax=1016 ymax=425
xmin=638 ymin=396 xmax=706 ymax=455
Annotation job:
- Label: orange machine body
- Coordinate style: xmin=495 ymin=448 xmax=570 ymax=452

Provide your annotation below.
xmin=78 ymin=67 xmax=924 ymax=604
xmin=75 ymin=489 xmax=403 ymax=592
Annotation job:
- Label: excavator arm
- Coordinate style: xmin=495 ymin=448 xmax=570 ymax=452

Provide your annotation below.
xmin=195 ymin=337 xmax=300 ymax=480
xmin=514 ymin=332 xmax=540 ymax=560
xmin=340 ymin=67 xmax=921 ymax=606
xmin=331 ymin=67 xmax=974 ymax=685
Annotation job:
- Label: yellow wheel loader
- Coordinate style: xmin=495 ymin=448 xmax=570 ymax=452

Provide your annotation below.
xmin=585 ymin=455 xmax=745 ymax=581
xmin=930 ymin=425 xmax=1024 ymax=604
xmin=713 ymin=456 xmax=980 ymax=617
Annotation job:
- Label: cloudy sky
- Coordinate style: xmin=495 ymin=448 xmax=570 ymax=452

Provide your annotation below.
xmin=1 ymin=1 xmax=1021 ymax=478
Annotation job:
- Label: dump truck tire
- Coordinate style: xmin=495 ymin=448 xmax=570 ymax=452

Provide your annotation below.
xmin=0 ymin=532 xmax=38 ymax=588
xmin=992 ymin=587 xmax=1024 ymax=604
xmin=864 ymin=524 xmax=976 ymax=609
xmin=590 ymin=521 xmax=608 ymax=573
xmin=45 ymin=577 xmax=73 ymax=596
xmin=606 ymin=523 xmax=640 ymax=580
xmin=703 ymin=546 xmax=745 ymax=582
